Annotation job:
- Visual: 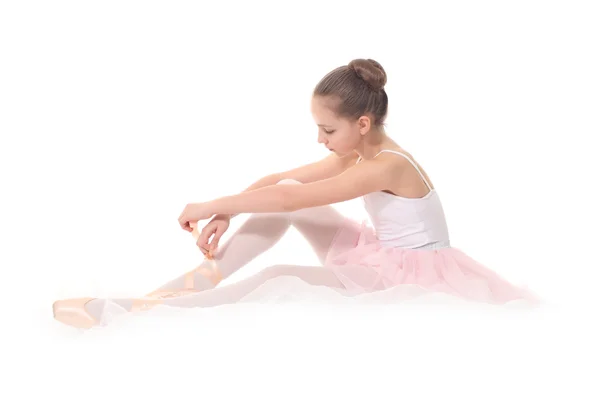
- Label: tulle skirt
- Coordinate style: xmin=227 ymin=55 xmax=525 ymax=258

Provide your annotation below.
xmin=323 ymin=220 xmax=541 ymax=306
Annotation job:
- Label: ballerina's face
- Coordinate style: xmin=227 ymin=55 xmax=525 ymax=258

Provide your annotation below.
xmin=310 ymin=95 xmax=364 ymax=156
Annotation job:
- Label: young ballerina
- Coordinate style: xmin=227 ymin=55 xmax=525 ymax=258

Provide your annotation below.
xmin=53 ymin=58 xmax=539 ymax=329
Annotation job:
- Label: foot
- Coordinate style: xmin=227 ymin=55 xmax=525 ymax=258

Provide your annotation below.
xmin=53 ymin=296 xmax=165 ymax=329
xmin=52 ymin=297 xmax=99 ymax=329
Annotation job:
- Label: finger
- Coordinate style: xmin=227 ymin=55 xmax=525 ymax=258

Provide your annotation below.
xmin=209 ymin=232 xmax=222 ymax=251
xmin=196 ymin=235 xmax=208 ymax=250
xmin=199 ymin=227 xmax=215 ymax=245
xmin=205 ymin=235 xmax=217 ymax=252
xmin=210 ymin=227 xmax=226 ymax=251
xmin=181 ymin=220 xmax=193 ymax=232
xmin=197 ymin=229 xmax=215 ymax=251
xmin=196 ymin=236 xmax=209 ymax=253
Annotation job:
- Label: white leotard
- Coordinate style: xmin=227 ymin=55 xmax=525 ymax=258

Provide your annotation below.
xmin=357 ymin=150 xmax=451 ymax=249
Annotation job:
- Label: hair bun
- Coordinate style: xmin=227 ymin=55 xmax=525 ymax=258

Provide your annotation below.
xmin=348 ymin=59 xmax=387 ymax=91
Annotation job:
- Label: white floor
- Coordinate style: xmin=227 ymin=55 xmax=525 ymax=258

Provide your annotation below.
xmin=10 ymin=275 xmax=597 ymax=400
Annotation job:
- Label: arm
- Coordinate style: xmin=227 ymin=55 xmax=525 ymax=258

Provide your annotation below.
xmin=220 ymin=152 xmax=359 ymax=219
xmin=277 ymin=152 xmax=359 ymax=183
xmin=282 ymin=156 xmax=403 ymax=210
xmin=225 ymin=173 xmax=283 ymax=219
xmin=206 ymin=154 xmax=403 ymax=215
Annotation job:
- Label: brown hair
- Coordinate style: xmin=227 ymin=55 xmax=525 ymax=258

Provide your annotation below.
xmin=313 ymin=59 xmax=388 ymax=127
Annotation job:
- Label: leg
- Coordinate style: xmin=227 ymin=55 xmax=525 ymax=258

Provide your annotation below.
xmin=146 ymin=179 xmax=356 ymax=295
xmin=53 ymin=180 xmax=358 ymax=328
xmin=144 ymin=211 xmax=291 ymax=296
xmin=285 ymin=180 xmax=355 ymax=265
xmin=102 ymin=264 xmax=349 ymax=313
xmin=163 ymin=264 xmax=349 ymax=308
xmin=55 ymin=264 xmax=349 ymax=328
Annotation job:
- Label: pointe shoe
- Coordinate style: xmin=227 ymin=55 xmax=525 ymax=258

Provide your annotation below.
xmin=53 ymin=297 xmax=98 ymax=329
xmin=53 ymin=296 xmax=165 ymax=329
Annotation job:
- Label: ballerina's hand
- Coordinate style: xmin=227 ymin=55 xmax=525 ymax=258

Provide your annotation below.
xmin=178 ymin=203 xmax=215 ymax=232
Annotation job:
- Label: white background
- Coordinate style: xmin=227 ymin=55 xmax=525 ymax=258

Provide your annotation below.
xmin=2 ymin=1 xmax=599 ymax=399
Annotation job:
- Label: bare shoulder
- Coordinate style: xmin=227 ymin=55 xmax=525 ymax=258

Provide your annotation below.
xmin=364 ymin=148 xmax=435 ymax=196
xmin=375 ymin=148 xmax=415 ymax=168
xmin=362 ymin=150 xmax=408 ymax=179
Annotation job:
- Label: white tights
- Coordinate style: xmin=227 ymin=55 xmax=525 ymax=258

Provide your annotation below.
xmin=85 ymin=179 xmax=358 ymax=316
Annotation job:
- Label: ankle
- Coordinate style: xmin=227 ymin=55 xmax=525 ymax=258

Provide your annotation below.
xmin=195 ymin=258 xmax=223 ymax=287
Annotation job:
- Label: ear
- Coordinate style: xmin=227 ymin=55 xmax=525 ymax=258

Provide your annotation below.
xmin=357 ymin=115 xmax=372 ymax=135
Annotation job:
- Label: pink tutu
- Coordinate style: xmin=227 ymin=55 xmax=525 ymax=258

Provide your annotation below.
xmin=324 ymin=220 xmax=540 ymax=305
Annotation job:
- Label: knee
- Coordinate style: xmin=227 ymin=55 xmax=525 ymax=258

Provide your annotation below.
xmin=276 ymin=178 xmax=302 ymax=185
xmin=260 ymin=264 xmax=288 ymax=280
